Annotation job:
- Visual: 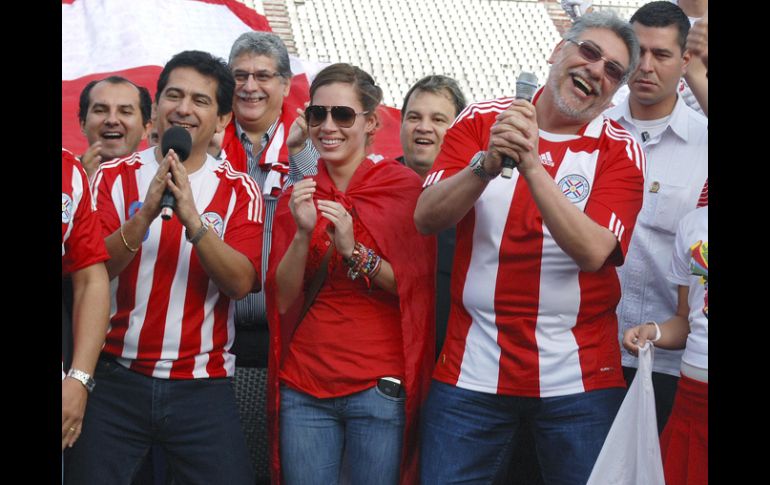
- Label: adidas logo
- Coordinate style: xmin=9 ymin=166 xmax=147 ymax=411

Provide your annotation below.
xmin=540 ymin=151 xmax=554 ymax=167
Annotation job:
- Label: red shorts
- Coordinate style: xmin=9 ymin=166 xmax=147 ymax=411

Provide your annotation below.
xmin=660 ymin=374 xmax=708 ymax=485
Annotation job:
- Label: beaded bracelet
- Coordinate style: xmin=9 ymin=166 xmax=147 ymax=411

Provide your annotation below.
xmin=345 ymin=242 xmax=382 ymax=288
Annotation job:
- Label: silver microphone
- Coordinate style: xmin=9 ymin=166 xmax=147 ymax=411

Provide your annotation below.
xmin=501 ymin=72 xmax=539 ymax=179
xmin=572 ymin=5 xmax=582 ymax=19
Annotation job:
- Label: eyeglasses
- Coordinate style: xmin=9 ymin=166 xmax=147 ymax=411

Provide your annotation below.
xmin=566 ymin=39 xmax=627 ymax=84
xmin=232 ymin=70 xmax=283 ymax=84
xmin=305 ymin=105 xmax=369 ymax=128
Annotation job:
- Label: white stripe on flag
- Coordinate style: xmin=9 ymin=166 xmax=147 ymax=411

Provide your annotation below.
xmin=63 ymin=0 xmax=262 ymax=79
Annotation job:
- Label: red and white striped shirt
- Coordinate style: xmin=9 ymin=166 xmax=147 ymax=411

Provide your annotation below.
xmin=62 ymin=149 xmax=108 ymax=275
xmin=92 ymin=147 xmax=264 ymax=379
xmin=696 ymin=178 xmax=708 ymax=208
xmin=424 ymin=95 xmax=645 ymax=398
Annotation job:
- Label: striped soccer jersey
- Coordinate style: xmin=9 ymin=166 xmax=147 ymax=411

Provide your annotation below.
xmin=92 ymin=147 xmax=263 ymax=379
xmin=62 ymin=149 xmax=108 ymax=274
xmin=424 ymin=95 xmax=645 ymax=398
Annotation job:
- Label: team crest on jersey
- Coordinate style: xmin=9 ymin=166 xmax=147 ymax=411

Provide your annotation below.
xmin=129 ymin=201 xmax=143 ymax=218
xmin=558 ymin=174 xmax=590 ymax=203
xmin=62 ymin=193 xmax=73 ymax=224
xmin=201 ymin=212 xmax=224 ymax=238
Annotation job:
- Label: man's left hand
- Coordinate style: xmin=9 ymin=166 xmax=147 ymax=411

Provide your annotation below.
xmin=62 ymin=378 xmax=87 ymax=450
xmin=491 ymin=99 xmax=540 ymax=174
xmin=165 ymin=151 xmax=200 ymax=230
xmin=287 ymin=105 xmax=310 ymax=155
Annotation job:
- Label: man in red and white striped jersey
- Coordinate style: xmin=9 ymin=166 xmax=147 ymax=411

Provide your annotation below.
xmin=65 ymin=51 xmax=262 ymax=485
xmin=415 ymin=12 xmax=645 ymax=485
xmin=61 ymin=149 xmax=110 ymax=454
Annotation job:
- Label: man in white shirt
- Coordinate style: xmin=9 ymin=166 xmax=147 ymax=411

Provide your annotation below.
xmin=605 ymin=0 xmax=708 ymax=432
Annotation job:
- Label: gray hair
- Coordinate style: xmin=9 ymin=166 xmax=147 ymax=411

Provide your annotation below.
xmin=564 ymin=11 xmax=640 ymax=82
xmin=401 ymin=75 xmax=467 ymax=120
xmin=228 ymin=31 xmax=292 ymax=79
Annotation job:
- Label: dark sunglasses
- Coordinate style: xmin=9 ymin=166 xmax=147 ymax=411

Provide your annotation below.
xmin=566 ymin=39 xmax=627 ymax=84
xmin=305 ymin=105 xmax=369 ymax=128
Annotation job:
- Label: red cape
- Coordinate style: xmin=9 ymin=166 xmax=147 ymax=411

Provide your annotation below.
xmin=265 ymin=158 xmax=436 ymax=484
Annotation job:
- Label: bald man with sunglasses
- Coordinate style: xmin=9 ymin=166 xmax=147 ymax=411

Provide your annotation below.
xmin=415 ymin=12 xmax=645 ymax=484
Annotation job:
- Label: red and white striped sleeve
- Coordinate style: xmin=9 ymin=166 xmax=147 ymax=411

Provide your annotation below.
xmin=423 ymin=98 xmax=514 ymax=188
xmin=584 ymin=120 xmax=646 ymax=261
xmin=62 ymin=150 xmax=108 ymax=274
xmin=217 ymin=161 xmax=264 ymax=275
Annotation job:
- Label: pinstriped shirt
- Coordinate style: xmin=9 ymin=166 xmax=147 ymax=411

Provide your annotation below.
xmin=233 ymin=118 xmax=319 ymax=327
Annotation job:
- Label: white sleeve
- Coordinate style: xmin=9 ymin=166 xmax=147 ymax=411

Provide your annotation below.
xmin=667 ymin=216 xmax=692 ymax=286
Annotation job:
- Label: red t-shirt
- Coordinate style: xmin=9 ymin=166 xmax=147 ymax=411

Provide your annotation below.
xmin=279 ymin=214 xmax=404 ymax=398
xmin=267 ymin=157 xmax=436 ymax=483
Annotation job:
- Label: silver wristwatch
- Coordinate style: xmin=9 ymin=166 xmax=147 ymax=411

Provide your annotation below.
xmin=185 ymin=223 xmax=209 ymax=245
xmin=67 ymin=368 xmax=95 ymax=393
xmin=469 ymin=151 xmax=498 ymax=182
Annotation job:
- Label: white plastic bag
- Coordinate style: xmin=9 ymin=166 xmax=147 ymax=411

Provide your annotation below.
xmin=586 ymin=343 xmax=665 ymax=485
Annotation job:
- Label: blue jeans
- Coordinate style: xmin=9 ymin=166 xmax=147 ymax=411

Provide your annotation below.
xmin=64 ymin=356 xmax=255 ymax=485
xmin=420 ymin=381 xmax=624 ymax=485
xmin=280 ymin=384 xmax=405 ymax=485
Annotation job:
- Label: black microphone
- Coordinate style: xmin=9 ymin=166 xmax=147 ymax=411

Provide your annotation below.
xmin=501 ymin=72 xmax=539 ymax=179
xmin=159 ymin=126 xmax=193 ymax=221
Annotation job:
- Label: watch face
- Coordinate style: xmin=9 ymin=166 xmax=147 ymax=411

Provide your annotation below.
xmin=471 ymin=152 xmax=492 ymax=181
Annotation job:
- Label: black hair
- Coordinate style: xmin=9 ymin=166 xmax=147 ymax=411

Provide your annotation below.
xmin=630 ymin=1 xmax=691 ymax=53
xmin=156 ymin=50 xmax=235 ymax=116
xmin=78 ymin=76 xmax=152 ymax=124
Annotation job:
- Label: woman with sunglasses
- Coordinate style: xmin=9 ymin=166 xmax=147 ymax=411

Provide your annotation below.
xmin=265 ymin=63 xmax=436 ymax=485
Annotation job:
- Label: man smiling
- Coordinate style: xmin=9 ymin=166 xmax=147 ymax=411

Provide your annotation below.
xmin=398 ymin=75 xmax=467 ymax=356
xmin=78 ymin=77 xmax=152 ymax=178
xmin=65 ymin=51 xmax=262 ymax=485
xmin=219 ymin=32 xmax=318 ymax=396
xmin=399 ymin=75 xmax=466 ymax=179
xmin=416 ymin=12 xmax=645 ymax=484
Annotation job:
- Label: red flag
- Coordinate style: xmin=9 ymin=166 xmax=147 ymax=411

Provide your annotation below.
xmin=62 ymin=0 xmax=402 ymax=158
